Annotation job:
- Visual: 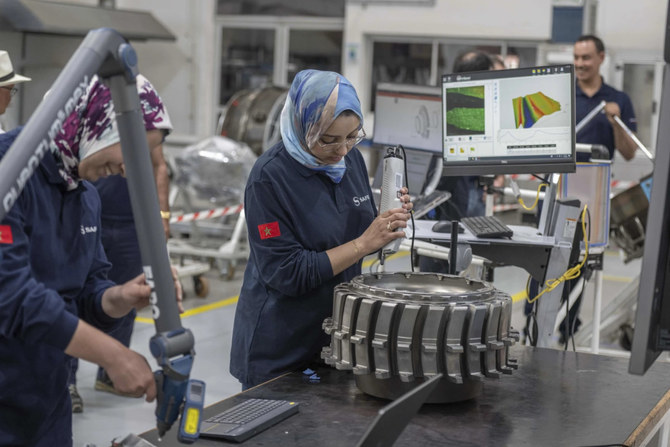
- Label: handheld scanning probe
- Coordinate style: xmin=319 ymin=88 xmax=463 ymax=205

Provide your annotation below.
xmin=378 ymin=146 xmax=406 ymax=265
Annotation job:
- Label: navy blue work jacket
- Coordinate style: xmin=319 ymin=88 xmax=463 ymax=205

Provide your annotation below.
xmin=0 ymin=128 xmax=116 ymax=445
xmin=230 ymin=142 xmax=376 ymax=387
xmin=576 ymin=79 xmax=637 ymax=161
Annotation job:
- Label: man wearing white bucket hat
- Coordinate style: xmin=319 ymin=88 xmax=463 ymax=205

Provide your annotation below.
xmin=0 ymin=50 xmax=31 ymax=132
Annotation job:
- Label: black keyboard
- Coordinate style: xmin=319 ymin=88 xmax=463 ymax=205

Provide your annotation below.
xmin=200 ymin=398 xmax=299 ymax=442
xmin=460 ymin=215 xmax=514 ymax=239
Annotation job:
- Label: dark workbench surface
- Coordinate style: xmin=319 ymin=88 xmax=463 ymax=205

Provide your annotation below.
xmin=141 ymin=345 xmax=670 ymax=446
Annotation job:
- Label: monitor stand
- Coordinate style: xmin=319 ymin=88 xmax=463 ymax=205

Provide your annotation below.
xmin=537 ymin=173 xmax=561 ymax=237
xmin=532 ymin=174 xmax=583 ymax=347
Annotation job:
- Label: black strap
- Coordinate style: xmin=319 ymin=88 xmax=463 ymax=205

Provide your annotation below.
xmin=0 ymin=71 xmax=15 ymax=82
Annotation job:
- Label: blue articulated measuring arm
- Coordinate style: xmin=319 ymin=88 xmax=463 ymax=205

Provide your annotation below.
xmin=0 ymin=28 xmax=202 ymax=443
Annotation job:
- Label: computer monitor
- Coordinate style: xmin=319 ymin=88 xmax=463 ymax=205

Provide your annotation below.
xmin=373 ymin=83 xmax=442 ymax=154
xmin=628 ymin=64 xmax=670 ymax=375
xmin=372 ymin=83 xmax=442 ymax=196
xmin=370 ymin=147 xmax=435 ymax=196
xmin=440 ymin=64 xmax=576 ymax=176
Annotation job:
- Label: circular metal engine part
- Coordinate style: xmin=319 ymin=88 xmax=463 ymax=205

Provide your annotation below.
xmin=321 ymin=272 xmax=519 ymax=403
xmin=219 ymin=86 xmax=288 ymax=156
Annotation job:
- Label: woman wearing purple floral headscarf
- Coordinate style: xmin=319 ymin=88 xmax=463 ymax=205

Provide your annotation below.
xmin=0 ymin=74 xmax=179 ymax=445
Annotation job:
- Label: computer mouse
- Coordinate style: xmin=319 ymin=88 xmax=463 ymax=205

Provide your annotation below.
xmin=431 ymin=220 xmax=464 ymax=233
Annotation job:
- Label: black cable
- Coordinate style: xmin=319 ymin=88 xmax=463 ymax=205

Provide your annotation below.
xmin=397 ymin=145 xmax=415 ymax=272
xmin=532 ymin=173 xmax=549 ymax=183
xmin=577 ymin=444 xmax=629 ymax=447
xmin=571 ymin=277 xmax=587 ymax=352
xmin=526 ymin=303 xmax=539 ymax=346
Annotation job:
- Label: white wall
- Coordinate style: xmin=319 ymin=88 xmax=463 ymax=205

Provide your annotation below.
xmin=595 ymin=0 xmax=666 ymax=60
xmin=343 ymin=0 xmax=553 ymax=112
xmin=4 ymin=0 xmax=217 ymax=143
xmin=116 ymin=0 xmax=217 ymax=141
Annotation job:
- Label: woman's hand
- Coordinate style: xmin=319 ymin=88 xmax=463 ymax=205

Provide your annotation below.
xmin=398 ymin=187 xmax=413 ymax=213
xmin=101 ymin=266 xmax=184 ymax=318
xmin=356 ymin=187 xmax=413 ymax=254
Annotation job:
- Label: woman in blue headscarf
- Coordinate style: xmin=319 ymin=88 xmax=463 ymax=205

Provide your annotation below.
xmin=230 ymin=70 xmax=413 ymax=388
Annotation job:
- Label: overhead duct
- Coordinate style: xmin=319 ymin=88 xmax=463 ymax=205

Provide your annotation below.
xmin=0 ymin=0 xmax=175 ymax=41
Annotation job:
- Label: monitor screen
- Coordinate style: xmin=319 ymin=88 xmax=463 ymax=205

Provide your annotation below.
xmin=370 ymin=146 xmax=436 ymax=197
xmin=373 ymin=83 xmax=442 ymax=154
xmin=629 ymin=64 xmax=670 ymax=376
xmin=440 ymin=64 xmax=576 ymax=176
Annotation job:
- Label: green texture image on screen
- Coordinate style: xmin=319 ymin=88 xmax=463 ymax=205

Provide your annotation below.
xmin=445 ymin=86 xmax=485 ymax=136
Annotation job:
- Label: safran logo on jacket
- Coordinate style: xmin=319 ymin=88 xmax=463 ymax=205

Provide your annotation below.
xmin=0 ymin=225 xmax=13 ymax=244
xmin=80 ymin=225 xmax=98 ymax=235
xmin=353 ymin=194 xmax=370 ymax=206
xmin=258 ymin=221 xmax=280 ymax=240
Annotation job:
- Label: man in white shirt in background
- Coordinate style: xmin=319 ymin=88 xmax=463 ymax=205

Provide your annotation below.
xmin=0 ymin=50 xmax=31 ymax=134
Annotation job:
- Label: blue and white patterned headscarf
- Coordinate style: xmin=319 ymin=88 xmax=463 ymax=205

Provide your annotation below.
xmin=280 ymin=70 xmax=363 ymax=183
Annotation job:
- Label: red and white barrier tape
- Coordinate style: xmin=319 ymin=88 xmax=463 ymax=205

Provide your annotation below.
xmin=610 ymin=180 xmax=636 ymax=190
xmin=170 ymin=204 xmax=244 ymax=224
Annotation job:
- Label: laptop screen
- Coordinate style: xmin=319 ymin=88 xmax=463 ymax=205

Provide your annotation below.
xmin=356 ymin=373 xmax=443 ymax=447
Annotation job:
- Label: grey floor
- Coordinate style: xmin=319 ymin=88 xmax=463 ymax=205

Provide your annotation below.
xmin=72 ymin=235 xmax=642 ymax=446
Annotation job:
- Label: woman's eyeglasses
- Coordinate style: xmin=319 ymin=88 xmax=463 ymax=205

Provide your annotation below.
xmin=1 ymin=86 xmax=17 ymax=97
xmin=316 ymin=129 xmax=366 ymax=150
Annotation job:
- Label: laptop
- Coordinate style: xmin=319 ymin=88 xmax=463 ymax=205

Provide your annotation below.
xmin=356 ymin=373 xmax=443 ymax=447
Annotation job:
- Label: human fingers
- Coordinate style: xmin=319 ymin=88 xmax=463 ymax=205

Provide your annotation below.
xmin=144 ymin=358 xmax=157 ymax=402
xmin=604 ymin=101 xmax=621 ymax=118
xmin=381 ymin=207 xmax=406 ymax=218
xmin=385 ymin=211 xmax=411 ymax=231
xmin=170 ymin=265 xmax=184 ymax=313
xmin=400 ymin=195 xmax=413 ymax=211
xmin=121 ymin=274 xmax=151 ymax=309
xmin=105 ymin=351 xmax=155 ymax=399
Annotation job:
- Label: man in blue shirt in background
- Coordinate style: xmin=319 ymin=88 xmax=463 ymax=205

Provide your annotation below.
xmin=574 ymin=34 xmax=638 ymax=161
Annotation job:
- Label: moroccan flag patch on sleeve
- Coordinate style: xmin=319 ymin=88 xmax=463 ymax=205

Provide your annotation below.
xmin=258 ymin=221 xmax=281 ymax=240
xmin=0 ymin=225 xmax=13 ymax=244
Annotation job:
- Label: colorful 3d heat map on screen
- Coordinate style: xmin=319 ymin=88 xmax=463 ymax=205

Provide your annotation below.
xmin=512 ymin=91 xmax=561 ymax=129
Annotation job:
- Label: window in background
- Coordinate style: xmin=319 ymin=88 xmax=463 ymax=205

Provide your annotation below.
xmin=217 ymin=0 xmax=344 ymax=17
xmin=219 ymin=28 xmax=275 ymax=105
xmin=371 ymin=42 xmax=432 ymax=110
xmin=506 ymin=46 xmax=537 ymax=69
xmin=438 ymin=43 xmax=537 ymax=75
xmin=288 ymin=30 xmax=342 ymax=84
xmin=369 ymin=39 xmax=539 ymax=112
xmin=623 ymin=63 xmax=657 ymax=151
xmin=437 ymin=43 xmax=503 ymax=76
